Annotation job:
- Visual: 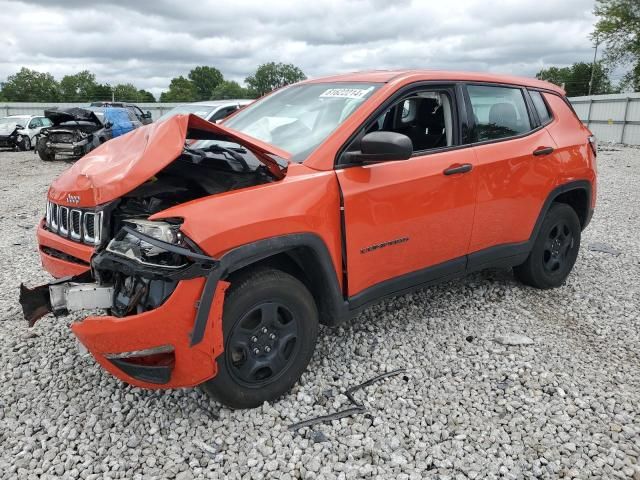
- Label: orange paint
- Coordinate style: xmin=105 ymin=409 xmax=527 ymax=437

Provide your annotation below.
xmin=32 ymin=70 xmax=595 ymax=391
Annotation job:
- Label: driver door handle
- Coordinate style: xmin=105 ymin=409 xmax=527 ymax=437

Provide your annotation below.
xmin=443 ymin=163 xmax=473 ymax=176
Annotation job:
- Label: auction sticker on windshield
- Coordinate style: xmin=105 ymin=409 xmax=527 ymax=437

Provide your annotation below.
xmin=319 ymin=87 xmax=375 ymax=99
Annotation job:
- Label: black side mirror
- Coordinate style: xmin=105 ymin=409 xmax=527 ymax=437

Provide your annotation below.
xmin=104 ymin=121 xmax=113 ymax=129
xmin=344 ymin=131 xmax=413 ymax=164
xmin=144 ymin=111 xmax=152 ymax=119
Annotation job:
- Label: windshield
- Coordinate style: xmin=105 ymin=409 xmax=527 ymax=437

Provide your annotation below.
xmin=222 ymin=82 xmax=381 ymax=162
xmin=158 ymin=105 xmax=216 ymax=122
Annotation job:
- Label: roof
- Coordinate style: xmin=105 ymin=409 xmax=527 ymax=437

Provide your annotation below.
xmin=302 ymin=70 xmax=564 ymax=95
xmin=7 ymin=115 xmax=33 ymax=119
xmin=188 ymin=99 xmax=254 ymax=107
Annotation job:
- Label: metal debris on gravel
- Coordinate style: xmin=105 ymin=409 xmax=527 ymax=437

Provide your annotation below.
xmin=288 ymin=368 xmax=406 ymax=431
xmin=1 ymin=148 xmax=640 ymax=479
xmin=588 ymin=241 xmax=622 ymax=256
xmin=493 ymin=333 xmax=535 ymax=346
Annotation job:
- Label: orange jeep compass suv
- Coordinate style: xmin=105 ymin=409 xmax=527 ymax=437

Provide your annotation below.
xmin=20 ymin=71 xmax=597 ymax=408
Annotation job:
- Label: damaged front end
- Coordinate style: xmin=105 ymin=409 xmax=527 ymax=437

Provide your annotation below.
xmin=0 ymin=123 xmax=23 ymax=150
xmin=21 ymin=217 xmax=229 ymax=388
xmin=21 ymin=113 xmax=291 ymax=388
xmin=38 ymin=107 xmax=110 ymax=161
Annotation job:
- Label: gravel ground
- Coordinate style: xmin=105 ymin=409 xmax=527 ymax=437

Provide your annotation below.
xmin=0 ymin=146 xmax=639 ymax=480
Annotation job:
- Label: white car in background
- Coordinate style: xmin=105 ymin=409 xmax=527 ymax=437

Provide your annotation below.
xmin=0 ymin=115 xmax=53 ymax=150
xmin=157 ymin=100 xmax=253 ymax=123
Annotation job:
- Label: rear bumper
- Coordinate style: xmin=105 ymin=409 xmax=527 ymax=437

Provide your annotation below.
xmin=37 ymin=220 xmax=92 ymax=278
xmin=72 ymin=279 xmax=229 ymax=389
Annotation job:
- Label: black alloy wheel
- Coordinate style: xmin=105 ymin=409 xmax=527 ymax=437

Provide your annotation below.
xmin=515 ymin=203 xmax=581 ymax=289
xmin=542 ymin=220 xmax=574 ymax=274
xmin=202 ymin=268 xmax=318 ymax=409
xmin=227 ymin=301 xmax=299 ymax=387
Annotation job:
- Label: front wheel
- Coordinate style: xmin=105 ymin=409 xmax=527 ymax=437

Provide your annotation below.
xmin=17 ymin=135 xmax=31 ymax=151
xmin=202 ymin=268 xmax=319 ymax=409
xmin=37 ymin=138 xmax=54 ymax=161
xmin=514 ymin=203 xmax=581 ymax=289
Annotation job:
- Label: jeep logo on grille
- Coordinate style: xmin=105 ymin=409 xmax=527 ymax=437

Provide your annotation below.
xmin=66 ymin=194 xmax=80 ymax=205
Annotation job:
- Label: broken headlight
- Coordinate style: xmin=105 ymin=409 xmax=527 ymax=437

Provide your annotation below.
xmin=106 ymin=219 xmax=188 ymax=269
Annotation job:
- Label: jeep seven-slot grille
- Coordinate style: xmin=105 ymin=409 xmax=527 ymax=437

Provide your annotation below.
xmin=45 ymin=200 xmax=102 ymax=245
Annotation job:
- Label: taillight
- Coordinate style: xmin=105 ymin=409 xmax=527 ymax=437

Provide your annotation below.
xmin=588 ymin=135 xmax=597 ymax=157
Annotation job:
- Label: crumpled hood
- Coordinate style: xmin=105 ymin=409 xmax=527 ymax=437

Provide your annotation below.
xmin=48 ymin=114 xmax=291 ymax=208
xmin=45 ymin=107 xmax=102 ymax=126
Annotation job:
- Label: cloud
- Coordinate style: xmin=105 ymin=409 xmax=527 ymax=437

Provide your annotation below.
xmin=0 ymin=0 xmax=597 ymax=98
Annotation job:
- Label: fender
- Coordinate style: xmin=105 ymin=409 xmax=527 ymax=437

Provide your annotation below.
xmin=191 ymin=233 xmax=349 ymax=346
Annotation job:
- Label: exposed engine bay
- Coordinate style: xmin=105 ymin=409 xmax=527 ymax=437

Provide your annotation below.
xmin=22 ymin=113 xmax=290 ymax=327
xmin=115 ymin=143 xmax=275 ymax=219
xmin=23 ymin=141 xmax=280 ymax=325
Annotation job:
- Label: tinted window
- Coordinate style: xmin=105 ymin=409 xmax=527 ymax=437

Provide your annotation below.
xmin=210 ymin=106 xmax=237 ymax=122
xmin=126 ymin=109 xmax=139 ymax=123
xmin=467 ymin=85 xmax=532 ymax=141
xmin=529 ymin=90 xmax=552 ymax=124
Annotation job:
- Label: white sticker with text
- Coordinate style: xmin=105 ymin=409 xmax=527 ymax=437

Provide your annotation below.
xmin=319 ymin=87 xmax=374 ymax=99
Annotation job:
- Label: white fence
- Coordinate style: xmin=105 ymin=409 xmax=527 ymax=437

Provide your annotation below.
xmin=0 ymin=103 xmax=180 ymax=121
xmin=568 ymin=93 xmax=640 ymax=145
xmin=2 ymin=93 xmax=640 ymax=144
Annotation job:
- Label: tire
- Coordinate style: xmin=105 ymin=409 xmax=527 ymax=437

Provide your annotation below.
xmin=17 ymin=136 xmax=31 ymax=151
xmin=36 ymin=138 xmax=54 ymax=161
xmin=514 ymin=203 xmax=581 ymax=289
xmin=202 ymin=268 xmax=319 ymax=409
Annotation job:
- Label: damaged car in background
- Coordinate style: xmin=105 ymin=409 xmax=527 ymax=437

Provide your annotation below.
xmin=0 ymin=115 xmax=53 ymax=150
xmin=20 ymin=71 xmax=596 ymax=409
xmin=37 ymin=106 xmax=142 ymax=161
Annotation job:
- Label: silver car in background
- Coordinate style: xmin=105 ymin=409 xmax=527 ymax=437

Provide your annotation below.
xmin=157 ymin=99 xmax=253 ymax=123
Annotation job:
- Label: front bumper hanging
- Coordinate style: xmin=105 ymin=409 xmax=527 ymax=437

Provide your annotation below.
xmin=19 ymin=228 xmax=230 ymax=389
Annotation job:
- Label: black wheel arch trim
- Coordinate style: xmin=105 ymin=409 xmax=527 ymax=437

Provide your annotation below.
xmin=191 ymin=233 xmax=348 ymax=346
xmin=532 ymin=180 xmax=592 ymax=234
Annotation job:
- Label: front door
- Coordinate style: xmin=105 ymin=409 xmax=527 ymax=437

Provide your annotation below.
xmin=336 ymin=86 xmax=477 ymax=300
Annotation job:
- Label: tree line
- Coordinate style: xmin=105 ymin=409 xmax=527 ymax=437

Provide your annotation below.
xmin=0 ymin=62 xmax=306 ymax=103
xmin=536 ymin=0 xmax=639 ymax=96
xmin=1 ymin=0 xmax=637 ymax=102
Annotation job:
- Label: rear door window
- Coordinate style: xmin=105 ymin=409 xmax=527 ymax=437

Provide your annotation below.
xmin=467 ymin=85 xmax=532 ymax=142
xmin=529 ymin=90 xmax=553 ymax=125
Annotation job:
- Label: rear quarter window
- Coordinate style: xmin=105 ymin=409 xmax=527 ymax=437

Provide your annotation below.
xmin=529 ymin=90 xmax=553 ymax=124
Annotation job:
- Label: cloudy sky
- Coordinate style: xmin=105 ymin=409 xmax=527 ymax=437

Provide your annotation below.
xmin=1 ymin=0 xmax=599 ymax=98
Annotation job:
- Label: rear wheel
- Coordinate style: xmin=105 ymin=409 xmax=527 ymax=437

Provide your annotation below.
xmin=514 ymin=203 xmax=581 ymax=289
xmin=202 ymin=268 xmax=319 ymax=409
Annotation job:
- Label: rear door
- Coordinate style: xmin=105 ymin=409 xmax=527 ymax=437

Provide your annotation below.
xmin=464 ymin=84 xmax=562 ymax=260
xmin=336 ymin=85 xmax=477 ymax=300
